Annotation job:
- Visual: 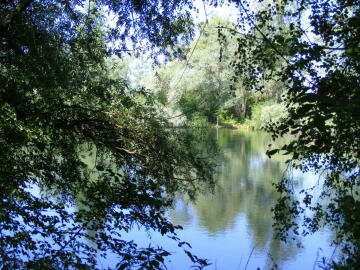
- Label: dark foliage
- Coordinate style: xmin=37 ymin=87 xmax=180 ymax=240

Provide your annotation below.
xmin=0 ymin=0 xmax=214 ymax=268
xmin=224 ymin=0 xmax=360 ymax=268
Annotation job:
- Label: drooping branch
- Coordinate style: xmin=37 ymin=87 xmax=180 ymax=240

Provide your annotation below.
xmin=237 ymin=0 xmax=288 ymax=63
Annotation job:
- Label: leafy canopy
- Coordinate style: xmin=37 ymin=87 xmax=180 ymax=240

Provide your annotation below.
xmin=224 ymin=0 xmax=360 ymax=267
xmin=0 ymin=0 xmax=215 ymax=269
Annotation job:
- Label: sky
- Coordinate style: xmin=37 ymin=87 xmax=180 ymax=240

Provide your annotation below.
xmin=194 ymin=0 xmax=240 ymax=23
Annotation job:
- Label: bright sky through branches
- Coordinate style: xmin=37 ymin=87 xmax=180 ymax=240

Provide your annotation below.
xmin=194 ymin=0 xmax=239 ymax=23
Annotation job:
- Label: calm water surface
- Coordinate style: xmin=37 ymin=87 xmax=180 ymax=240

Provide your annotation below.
xmin=101 ymin=129 xmax=335 ymax=270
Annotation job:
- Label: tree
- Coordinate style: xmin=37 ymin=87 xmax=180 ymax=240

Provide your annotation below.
xmin=226 ymin=0 xmax=360 ymax=267
xmin=0 ymin=0 xmax=214 ymax=268
xmin=151 ymin=16 xmax=251 ymax=124
xmin=150 ymin=15 xmax=286 ymax=126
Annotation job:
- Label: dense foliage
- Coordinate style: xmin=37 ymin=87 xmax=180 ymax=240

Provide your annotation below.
xmin=0 ymin=0 xmax=215 ymax=268
xmin=224 ymin=0 xmax=360 ymax=267
xmin=2 ymin=0 xmax=359 ymax=268
xmin=149 ymin=16 xmax=285 ymax=128
xmin=149 ymin=17 xmax=236 ymax=124
xmin=105 ymin=14 xmax=287 ymax=128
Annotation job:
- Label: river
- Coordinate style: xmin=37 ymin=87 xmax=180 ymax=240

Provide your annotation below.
xmin=98 ymin=129 xmax=335 ymax=269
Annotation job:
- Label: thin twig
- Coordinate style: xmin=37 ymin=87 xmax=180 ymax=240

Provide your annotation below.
xmin=237 ymin=0 xmax=316 ymax=86
xmin=166 ymin=1 xmax=209 ymax=113
xmin=244 ymin=246 xmax=255 ymax=270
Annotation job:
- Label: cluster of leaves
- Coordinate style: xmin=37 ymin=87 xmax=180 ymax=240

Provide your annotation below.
xmin=226 ymin=0 xmax=360 ymax=267
xmin=0 ymin=0 xmax=215 ymax=268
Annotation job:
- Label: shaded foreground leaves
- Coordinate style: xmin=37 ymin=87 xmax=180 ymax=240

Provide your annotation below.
xmin=224 ymin=0 xmax=360 ymax=267
xmin=0 ymin=0 xmax=215 ymax=268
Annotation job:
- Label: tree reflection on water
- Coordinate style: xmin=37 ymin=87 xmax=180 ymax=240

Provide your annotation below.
xmin=169 ymin=129 xmax=333 ymax=269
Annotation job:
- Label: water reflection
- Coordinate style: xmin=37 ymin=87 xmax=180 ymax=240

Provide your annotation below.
xmin=167 ymin=129 xmax=334 ymax=270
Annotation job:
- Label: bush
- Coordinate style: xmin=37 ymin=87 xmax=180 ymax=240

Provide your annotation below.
xmin=244 ymin=102 xmax=287 ymax=130
xmin=189 ymin=112 xmax=210 ymax=128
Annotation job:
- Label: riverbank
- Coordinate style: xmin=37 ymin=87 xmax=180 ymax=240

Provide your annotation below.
xmin=212 ymin=122 xmax=257 ymax=131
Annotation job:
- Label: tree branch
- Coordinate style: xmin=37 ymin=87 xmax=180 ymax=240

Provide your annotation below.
xmin=237 ymin=1 xmax=288 ymax=63
xmin=0 ymin=0 xmax=13 ymax=6
xmin=2 ymin=0 xmax=34 ymax=29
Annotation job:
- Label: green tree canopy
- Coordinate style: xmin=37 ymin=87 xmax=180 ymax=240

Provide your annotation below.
xmin=151 ymin=15 xmax=285 ymax=126
xmin=225 ymin=0 xmax=360 ymax=267
xmin=151 ymin=16 xmax=249 ymax=123
xmin=0 ymin=1 xmax=215 ymax=268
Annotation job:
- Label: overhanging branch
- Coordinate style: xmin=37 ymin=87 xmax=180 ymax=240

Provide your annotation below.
xmin=1 ymin=0 xmax=34 ymax=29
